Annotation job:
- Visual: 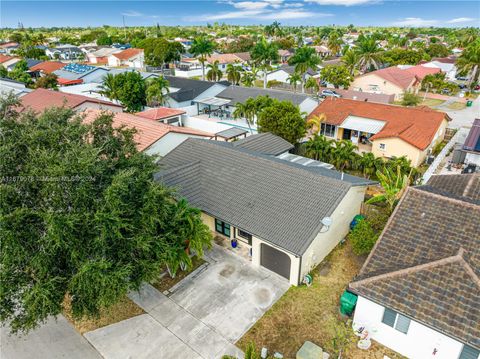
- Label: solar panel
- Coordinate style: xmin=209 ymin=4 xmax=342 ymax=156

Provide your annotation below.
xmin=61 ymin=63 xmax=95 ymax=74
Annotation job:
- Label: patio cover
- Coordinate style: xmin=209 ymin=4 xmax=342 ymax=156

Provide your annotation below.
xmin=195 ymin=97 xmax=231 ymax=106
xmin=214 ymin=127 xmax=248 ymax=140
xmin=339 ymin=115 xmax=386 ymax=134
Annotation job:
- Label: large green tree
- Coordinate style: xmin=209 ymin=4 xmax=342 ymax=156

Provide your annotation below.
xmin=0 ymin=95 xmax=212 ymax=333
xmin=146 ymin=76 xmax=170 ymax=107
xmin=320 ymin=65 xmax=353 ymax=89
xmin=457 ymin=38 xmax=480 ymax=87
xmin=190 ymin=36 xmax=215 ymax=81
xmin=99 ymin=72 xmax=147 ymax=112
xmin=257 ymin=99 xmax=306 ymax=144
xmin=288 ymin=46 xmax=321 ymax=93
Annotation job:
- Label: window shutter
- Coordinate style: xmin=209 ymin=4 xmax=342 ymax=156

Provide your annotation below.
xmin=381 ymin=308 xmax=397 ymax=327
xmin=395 ymin=314 xmax=411 ymax=334
xmin=459 ymin=345 xmax=480 ymax=359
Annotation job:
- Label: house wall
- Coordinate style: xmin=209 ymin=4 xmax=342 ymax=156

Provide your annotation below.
xmin=75 ymin=102 xmax=122 ymax=113
xmin=301 ymin=186 xmax=366 ymax=277
xmin=465 ymin=152 xmax=480 ymax=166
xmin=145 ymin=133 xmax=210 ymax=157
xmin=350 ymin=74 xmax=409 ymax=100
xmin=174 ymin=68 xmax=204 ymax=78
xmin=353 ymin=296 xmax=465 ymax=359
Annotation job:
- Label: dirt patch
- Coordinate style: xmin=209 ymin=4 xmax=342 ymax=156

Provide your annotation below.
xmin=63 ymin=296 xmax=144 ymax=334
xmin=254 ymin=288 xmax=271 ymax=305
xmin=237 ymin=242 xmax=405 ymax=359
xmin=219 ymin=263 xmax=236 ymax=278
xmin=151 ymin=256 xmax=206 ymax=293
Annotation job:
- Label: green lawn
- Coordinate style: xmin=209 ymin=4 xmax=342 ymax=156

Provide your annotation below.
xmin=447 ymin=102 xmax=467 ymax=110
xmin=420 ymin=98 xmax=445 ymax=107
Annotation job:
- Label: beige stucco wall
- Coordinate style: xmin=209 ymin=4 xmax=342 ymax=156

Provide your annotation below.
xmin=350 ymin=74 xmax=414 ymax=100
xmin=76 ymin=102 xmax=123 ymax=113
xmin=301 ymin=186 xmax=367 ymax=278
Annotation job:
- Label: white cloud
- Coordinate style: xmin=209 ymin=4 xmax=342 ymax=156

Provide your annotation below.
xmin=306 ymin=0 xmax=379 ymax=6
xmin=392 ymin=17 xmax=439 ymax=27
xmin=262 ymin=9 xmax=330 ymax=19
xmin=447 ymin=17 xmax=476 ymax=24
xmin=264 ymin=0 xmax=285 ymax=8
xmin=121 ymin=10 xmax=143 ymax=17
xmin=188 ymin=8 xmax=331 ymax=21
xmin=283 ymin=2 xmax=304 ymax=8
xmin=232 ymin=1 xmax=271 ymax=10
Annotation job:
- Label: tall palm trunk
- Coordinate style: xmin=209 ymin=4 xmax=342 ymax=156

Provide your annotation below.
xmin=263 ymin=67 xmax=267 ymax=88
xmin=301 ymin=73 xmax=305 ymax=93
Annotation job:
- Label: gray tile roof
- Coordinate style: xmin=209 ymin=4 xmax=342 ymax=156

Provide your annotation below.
xmin=215 ymin=127 xmax=248 ymax=139
xmin=164 ymin=76 xmax=227 ymax=103
xmin=350 ymin=178 xmax=480 ymax=349
xmin=217 ymin=86 xmax=313 ymax=106
xmin=233 ymin=133 xmax=294 ymax=155
xmin=425 ymin=174 xmax=480 ymax=202
xmin=155 ymin=138 xmax=370 ymax=255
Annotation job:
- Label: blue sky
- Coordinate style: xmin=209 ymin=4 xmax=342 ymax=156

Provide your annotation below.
xmin=1 ymin=1 xmax=479 ymax=28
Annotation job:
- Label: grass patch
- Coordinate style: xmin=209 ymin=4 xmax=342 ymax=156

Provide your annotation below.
xmin=447 ymin=102 xmax=467 ymax=110
xmin=63 ymin=296 xmax=144 ymax=334
xmin=151 ymin=256 xmax=206 ymax=293
xmin=237 ymin=242 xmax=404 ymax=359
xmin=420 ymin=98 xmax=445 ymax=107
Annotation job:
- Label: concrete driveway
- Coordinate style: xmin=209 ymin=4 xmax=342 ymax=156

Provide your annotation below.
xmin=85 ymin=245 xmax=290 ymax=359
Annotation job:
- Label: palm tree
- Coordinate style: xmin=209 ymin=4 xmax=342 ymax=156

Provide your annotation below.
xmin=250 ymin=37 xmax=279 ymax=88
xmin=206 ymin=60 xmax=223 ymax=81
xmin=226 ymin=63 xmax=242 ymax=85
xmin=306 ymin=113 xmax=326 ymax=135
xmin=241 ymin=71 xmax=256 ymax=87
xmin=287 ymin=72 xmax=301 ymax=93
xmin=359 ymin=152 xmax=384 ymax=179
xmin=99 ymin=73 xmax=121 ymax=103
xmin=327 ymin=32 xmax=343 ymax=57
xmin=233 ymin=100 xmax=255 ymax=133
xmin=288 ymin=46 xmax=321 ymax=93
xmin=457 ymin=39 xmax=480 ymax=88
xmin=331 ymin=140 xmax=359 ymax=170
xmin=366 ymin=166 xmax=412 ymax=213
xmin=190 ymin=36 xmax=215 ymax=81
xmin=305 ymin=134 xmax=334 ymax=162
xmin=355 ymin=36 xmax=381 ymax=73
xmin=146 ymin=76 xmax=170 ymax=107
xmin=305 ymin=77 xmax=320 ymax=95
xmin=342 ymin=49 xmax=359 ymax=76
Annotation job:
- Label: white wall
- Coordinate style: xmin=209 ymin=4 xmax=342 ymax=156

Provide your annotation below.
xmin=465 ymin=152 xmax=480 ymax=166
xmin=301 ymin=186 xmax=366 ymax=277
xmin=174 ymin=68 xmax=203 ymax=78
xmin=76 ymin=102 xmax=122 ymax=113
xmin=353 ymin=296 xmax=465 ymax=359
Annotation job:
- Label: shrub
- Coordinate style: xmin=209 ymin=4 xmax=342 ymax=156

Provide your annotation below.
xmin=401 ymin=92 xmax=421 ymax=106
xmin=348 ymin=219 xmax=379 ymax=255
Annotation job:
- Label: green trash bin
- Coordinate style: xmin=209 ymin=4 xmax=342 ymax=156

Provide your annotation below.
xmin=340 ymin=290 xmax=358 ymax=316
xmin=467 ymin=100 xmax=473 ymax=107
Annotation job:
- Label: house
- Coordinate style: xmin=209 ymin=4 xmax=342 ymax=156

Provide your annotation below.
xmin=83 ymin=110 xmax=212 ymax=157
xmin=312 ymin=45 xmax=332 ymax=57
xmin=46 ymin=44 xmax=82 ymax=60
xmin=163 ymin=76 xmax=230 ymax=113
xmin=462 ymin=118 xmax=480 ymax=167
xmin=107 ymin=48 xmax=144 ymax=69
xmin=0 ymin=54 xmax=21 ymax=69
xmin=87 ymin=47 xmax=122 ymax=65
xmin=174 ymin=58 xmax=203 ymax=78
xmin=349 ymin=174 xmax=480 ymax=359
xmin=0 ymin=42 xmax=20 ymax=55
xmin=0 ymin=77 xmax=32 ymax=97
xmin=20 ymin=88 xmax=123 ymax=113
xmin=29 ymin=61 xmax=65 ymax=75
xmin=136 ymin=107 xmax=186 ymax=126
xmin=205 ymin=53 xmax=247 ymax=71
xmin=54 ymin=64 xmax=110 ymax=86
xmin=266 ymin=65 xmax=318 ymax=86
xmin=7 ymin=58 xmax=43 ymax=72
xmin=399 ymin=64 xmax=442 ymax=81
xmin=278 ymin=49 xmax=293 ymax=63
xmin=350 ymin=66 xmax=421 ymax=101
xmin=422 ymin=59 xmax=458 ymax=81
xmin=155 ymin=136 xmax=374 ymax=285
xmin=309 ymin=98 xmax=449 ymax=167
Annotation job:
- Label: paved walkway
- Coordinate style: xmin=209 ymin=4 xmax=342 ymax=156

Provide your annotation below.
xmin=84 ymin=245 xmax=289 ymax=359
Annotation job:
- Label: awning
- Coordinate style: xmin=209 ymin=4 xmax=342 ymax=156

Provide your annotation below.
xmin=214 ymin=127 xmax=248 ymax=140
xmin=194 ymin=97 xmax=231 ymax=106
xmin=339 ymin=115 xmax=386 ymax=134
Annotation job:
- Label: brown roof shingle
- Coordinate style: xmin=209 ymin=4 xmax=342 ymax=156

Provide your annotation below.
xmin=350 ymin=175 xmax=480 ymax=349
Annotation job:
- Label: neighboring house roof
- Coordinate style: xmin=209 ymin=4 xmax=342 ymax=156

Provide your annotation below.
xmin=463 ymin=118 xmax=480 ymax=152
xmin=164 ymin=76 xmax=225 ymax=103
xmin=272 ymin=65 xmax=317 ymax=76
xmin=19 ymin=88 xmax=122 ymax=113
xmin=278 ymin=49 xmax=293 ymax=57
xmin=359 ymin=66 xmax=417 ymax=90
xmin=29 ymin=61 xmax=65 ymax=74
xmin=217 ymin=86 xmax=314 ymax=107
xmin=0 ymin=42 xmax=19 ymax=49
xmin=310 ymin=98 xmax=448 ymax=150
xmin=0 ymin=54 xmax=16 ymax=64
xmin=83 ymin=110 xmax=211 ymax=152
xmin=214 ymin=127 xmax=248 ymax=140
xmin=9 ymin=58 xmax=43 ymax=70
xmin=0 ymin=77 xmax=32 ymax=96
xmin=403 ymin=65 xmax=441 ymax=80
xmin=136 ymin=107 xmax=186 ymax=121
xmin=155 ymin=138 xmax=373 ymax=256
xmin=350 ymin=175 xmax=480 ymax=349
xmin=206 ymin=53 xmax=245 ymax=64
xmin=90 ymin=47 xmax=121 ymax=57
xmin=112 ymin=48 xmax=143 ymax=61
xmin=233 ymin=133 xmax=294 ymax=156
xmin=232 ymin=52 xmax=251 ymax=62
xmin=318 ymin=87 xmax=394 ymax=104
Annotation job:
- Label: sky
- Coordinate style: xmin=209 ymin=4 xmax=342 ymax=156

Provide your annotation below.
xmin=1 ymin=0 xmax=479 ymax=28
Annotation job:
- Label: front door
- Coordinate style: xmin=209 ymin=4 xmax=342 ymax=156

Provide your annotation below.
xmin=342 ymin=128 xmax=352 ymax=140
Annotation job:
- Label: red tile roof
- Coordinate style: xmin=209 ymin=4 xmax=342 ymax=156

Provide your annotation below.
xmin=404 ymin=65 xmax=441 ymax=80
xmin=361 ymin=66 xmax=417 ymax=90
xmin=206 ymin=53 xmax=244 ymax=64
xmin=0 ymin=42 xmax=19 ymax=48
xmin=136 ymin=107 xmax=186 ymax=121
xmin=309 ymin=98 xmax=449 ymax=150
xmin=112 ymin=48 xmax=143 ymax=61
xmin=57 ymin=78 xmax=83 ymax=86
xmin=0 ymin=54 xmax=15 ymax=64
xmin=20 ymin=88 xmax=122 ymax=113
xmin=29 ymin=61 xmax=65 ymax=74
xmin=83 ymin=110 xmax=212 ymax=151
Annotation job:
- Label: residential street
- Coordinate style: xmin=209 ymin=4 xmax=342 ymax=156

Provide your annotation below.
xmin=443 ymin=96 xmax=480 ymax=129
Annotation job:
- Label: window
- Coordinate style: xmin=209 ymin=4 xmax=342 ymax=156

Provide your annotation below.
xmin=382 ymin=308 xmax=411 ymax=334
xmin=379 ymin=143 xmax=386 ymax=150
xmin=459 ymin=345 xmax=479 ymax=359
xmin=236 ymin=229 xmax=252 ymax=245
xmin=321 ymin=123 xmax=336 ymax=138
xmin=215 ymin=219 xmax=230 ymax=237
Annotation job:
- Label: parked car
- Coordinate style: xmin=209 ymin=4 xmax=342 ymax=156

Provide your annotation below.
xmin=441 ymin=88 xmax=451 ymax=95
xmin=321 ymin=89 xmax=341 ymax=98
xmin=455 ymin=76 xmax=468 ymax=81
